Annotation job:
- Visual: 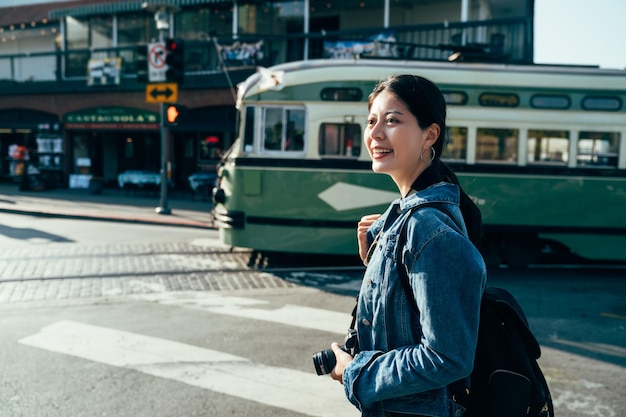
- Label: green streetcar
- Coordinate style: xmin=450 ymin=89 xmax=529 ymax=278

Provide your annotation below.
xmin=212 ymin=59 xmax=626 ymax=266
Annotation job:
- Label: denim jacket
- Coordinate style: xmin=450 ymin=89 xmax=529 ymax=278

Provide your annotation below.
xmin=342 ymin=182 xmax=487 ymax=417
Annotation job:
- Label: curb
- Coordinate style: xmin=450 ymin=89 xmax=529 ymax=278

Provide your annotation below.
xmin=0 ymin=207 xmax=216 ymax=230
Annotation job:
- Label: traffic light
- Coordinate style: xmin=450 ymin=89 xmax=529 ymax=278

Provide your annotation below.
xmin=136 ymin=44 xmax=149 ymax=84
xmin=165 ymin=38 xmax=185 ymax=84
xmin=163 ymin=104 xmax=186 ymax=126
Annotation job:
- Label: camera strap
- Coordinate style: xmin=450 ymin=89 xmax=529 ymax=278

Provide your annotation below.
xmin=349 ymin=300 xmax=357 ymax=330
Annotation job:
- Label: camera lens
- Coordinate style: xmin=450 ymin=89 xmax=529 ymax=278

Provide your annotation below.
xmin=312 ymin=348 xmax=337 ymax=375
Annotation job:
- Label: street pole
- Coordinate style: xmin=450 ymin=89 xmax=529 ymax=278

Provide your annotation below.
xmin=155 ymin=23 xmax=170 ymax=215
xmin=155 ymin=100 xmax=170 ymax=214
xmin=144 ymin=2 xmax=179 ymax=215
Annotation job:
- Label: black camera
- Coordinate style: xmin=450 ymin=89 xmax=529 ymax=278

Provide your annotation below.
xmin=312 ymin=329 xmax=358 ymax=376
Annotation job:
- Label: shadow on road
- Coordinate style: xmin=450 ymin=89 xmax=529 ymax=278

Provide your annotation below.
xmin=0 ymin=224 xmax=74 ymax=243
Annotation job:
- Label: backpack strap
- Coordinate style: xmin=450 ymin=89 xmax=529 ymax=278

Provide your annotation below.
xmin=396 ymin=202 xmax=461 ymax=315
xmin=396 ymin=203 xmax=472 ymax=404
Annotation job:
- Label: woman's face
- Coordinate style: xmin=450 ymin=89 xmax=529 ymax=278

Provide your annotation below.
xmin=365 ymin=90 xmax=438 ymax=194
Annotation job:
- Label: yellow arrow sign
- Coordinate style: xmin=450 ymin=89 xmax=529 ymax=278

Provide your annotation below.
xmin=146 ymin=83 xmax=178 ymax=103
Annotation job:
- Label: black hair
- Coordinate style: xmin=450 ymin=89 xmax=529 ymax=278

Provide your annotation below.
xmin=368 ymin=74 xmax=483 ymax=244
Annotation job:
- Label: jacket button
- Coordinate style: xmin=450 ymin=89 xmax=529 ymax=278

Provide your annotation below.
xmin=361 ymin=318 xmax=371 ymax=326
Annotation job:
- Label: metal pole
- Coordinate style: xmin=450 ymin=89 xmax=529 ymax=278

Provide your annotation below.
xmin=155 ymin=101 xmax=170 ymax=214
xmin=143 ymin=2 xmax=180 ymax=215
xmin=155 ymin=22 xmax=171 ymax=215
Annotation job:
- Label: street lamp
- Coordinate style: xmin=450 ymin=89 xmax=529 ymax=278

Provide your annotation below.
xmin=141 ymin=2 xmax=180 ymax=215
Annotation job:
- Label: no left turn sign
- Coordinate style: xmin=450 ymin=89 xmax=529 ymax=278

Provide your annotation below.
xmin=148 ymin=42 xmax=166 ymax=82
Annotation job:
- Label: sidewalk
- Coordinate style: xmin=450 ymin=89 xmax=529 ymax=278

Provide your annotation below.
xmin=0 ymin=183 xmax=215 ymax=229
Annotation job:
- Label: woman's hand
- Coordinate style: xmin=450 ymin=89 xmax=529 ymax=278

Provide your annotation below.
xmin=358 ymin=214 xmax=382 ymax=263
xmin=330 ymin=342 xmax=354 ymax=385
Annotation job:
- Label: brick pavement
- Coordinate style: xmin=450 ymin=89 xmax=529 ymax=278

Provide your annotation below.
xmin=0 ymin=184 xmax=364 ymax=304
xmin=0 ymin=185 xmax=299 ymax=303
xmin=0 ymin=241 xmax=300 ymax=304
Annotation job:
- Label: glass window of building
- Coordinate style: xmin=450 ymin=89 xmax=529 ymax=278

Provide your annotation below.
xmin=176 ymin=8 xmax=210 ymax=41
xmin=176 ymin=6 xmax=233 ymax=71
xmin=476 ymin=127 xmax=518 ymax=163
xmin=175 ymin=6 xmax=232 ymax=41
xmin=527 ymin=130 xmax=569 ymax=164
xmin=65 ymin=17 xmax=89 ymax=77
xmin=238 ymin=1 xmax=304 ymax=62
xmin=442 ymin=126 xmax=468 ymax=161
xmin=117 ymin=13 xmax=157 ymax=45
xmin=199 ymin=134 xmax=223 ymax=160
xmin=577 ymin=131 xmax=620 ymax=167
xmin=238 ymin=1 xmax=304 ymax=35
xmin=91 ymin=16 xmax=113 ymax=49
xmin=66 ymin=16 xmax=89 ymax=50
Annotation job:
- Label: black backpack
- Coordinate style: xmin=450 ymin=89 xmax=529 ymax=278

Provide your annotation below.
xmin=396 ymin=205 xmax=554 ymax=417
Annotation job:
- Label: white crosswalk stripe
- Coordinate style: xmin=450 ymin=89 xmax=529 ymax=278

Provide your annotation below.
xmin=133 ymin=292 xmax=352 ymax=335
xmin=18 ymin=294 xmax=360 ymax=417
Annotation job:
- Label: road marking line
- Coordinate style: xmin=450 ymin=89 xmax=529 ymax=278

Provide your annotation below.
xmin=601 ymin=312 xmax=626 ymax=320
xmin=19 ymin=320 xmax=358 ymax=417
xmin=134 ymin=292 xmax=352 ymax=335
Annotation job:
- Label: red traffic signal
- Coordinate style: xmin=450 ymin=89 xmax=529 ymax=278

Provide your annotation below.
xmin=165 ymin=38 xmax=185 ymax=84
xmin=163 ymin=104 xmax=186 ymax=126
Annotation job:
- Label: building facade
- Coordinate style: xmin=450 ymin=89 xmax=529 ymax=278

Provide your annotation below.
xmin=0 ymin=0 xmax=533 ymax=191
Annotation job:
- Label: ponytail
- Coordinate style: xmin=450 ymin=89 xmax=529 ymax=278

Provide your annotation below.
xmin=434 ymin=160 xmax=483 ymax=245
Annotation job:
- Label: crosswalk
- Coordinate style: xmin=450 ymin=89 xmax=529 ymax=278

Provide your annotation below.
xmin=18 ymin=291 xmax=360 ymax=417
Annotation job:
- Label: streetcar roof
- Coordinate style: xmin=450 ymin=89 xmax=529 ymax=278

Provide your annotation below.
xmin=237 ymin=58 xmax=626 ymax=106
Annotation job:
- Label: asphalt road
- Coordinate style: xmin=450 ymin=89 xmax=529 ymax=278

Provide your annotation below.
xmin=0 ymin=213 xmax=624 ymax=417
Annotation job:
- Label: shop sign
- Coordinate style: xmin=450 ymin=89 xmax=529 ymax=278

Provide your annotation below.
xmin=87 ymin=58 xmax=121 ymax=86
xmin=63 ymin=107 xmax=160 ymax=130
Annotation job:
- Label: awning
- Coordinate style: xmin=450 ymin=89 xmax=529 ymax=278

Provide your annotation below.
xmin=49 ymin=0 xmax=229 ymax=19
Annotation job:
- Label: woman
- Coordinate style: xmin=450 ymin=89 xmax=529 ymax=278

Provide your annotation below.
xmin=329 ymin=74 xmax=487 ymax=417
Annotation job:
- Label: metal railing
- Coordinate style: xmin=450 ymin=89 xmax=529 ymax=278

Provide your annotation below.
xmin=0 ymin=17 xmax=531 ymax=91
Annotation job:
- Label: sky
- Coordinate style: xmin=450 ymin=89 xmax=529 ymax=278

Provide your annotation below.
xmin=0 ymin=0 xmax=623 ymax=70
xmin=533 ymin=0 xmax=626 ymax=69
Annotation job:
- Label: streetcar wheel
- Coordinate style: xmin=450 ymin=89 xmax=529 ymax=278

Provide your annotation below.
xmin=501 ymin=235 xmax=541 ymax=267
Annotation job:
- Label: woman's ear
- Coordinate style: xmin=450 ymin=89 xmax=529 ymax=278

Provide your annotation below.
xmin=424 ymin=123 xmax=440 ymax=147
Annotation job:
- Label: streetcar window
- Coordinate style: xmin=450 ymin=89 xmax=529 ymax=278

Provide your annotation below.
xmin=260 ymin=106 xmax=306 ymax=153
xmin=581 ymin=96 xmax=622 ymax=111
xmin=530 ymin=94 xmax=571 ymax=109
xmin=263 ymin=108 xmax=283 ymax=151
xmin=577 ymin=131 xmax=620 ymax=167
xmin=527 ymin=130 xmax=569 ymax=164
xmin=476 ymin=128 xmax=518 ymax=163
xmin=321 ymin=88 xmax=363 ymax=101
xmin=442 ymin=91 xmax=468 ymax=106
xmin=442 ymin=126 xmax=467 ymax=160
xmin=478 ymin=93 xmax=519 ymax=107
xmin=243 ymin=107 xmax=255 ymax=153
xmin=319 ymin=123 xmax=361 ymax=157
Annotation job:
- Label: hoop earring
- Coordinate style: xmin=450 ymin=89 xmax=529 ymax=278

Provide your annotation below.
xmin=420 ymin=146 xmax=435 ymax=163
